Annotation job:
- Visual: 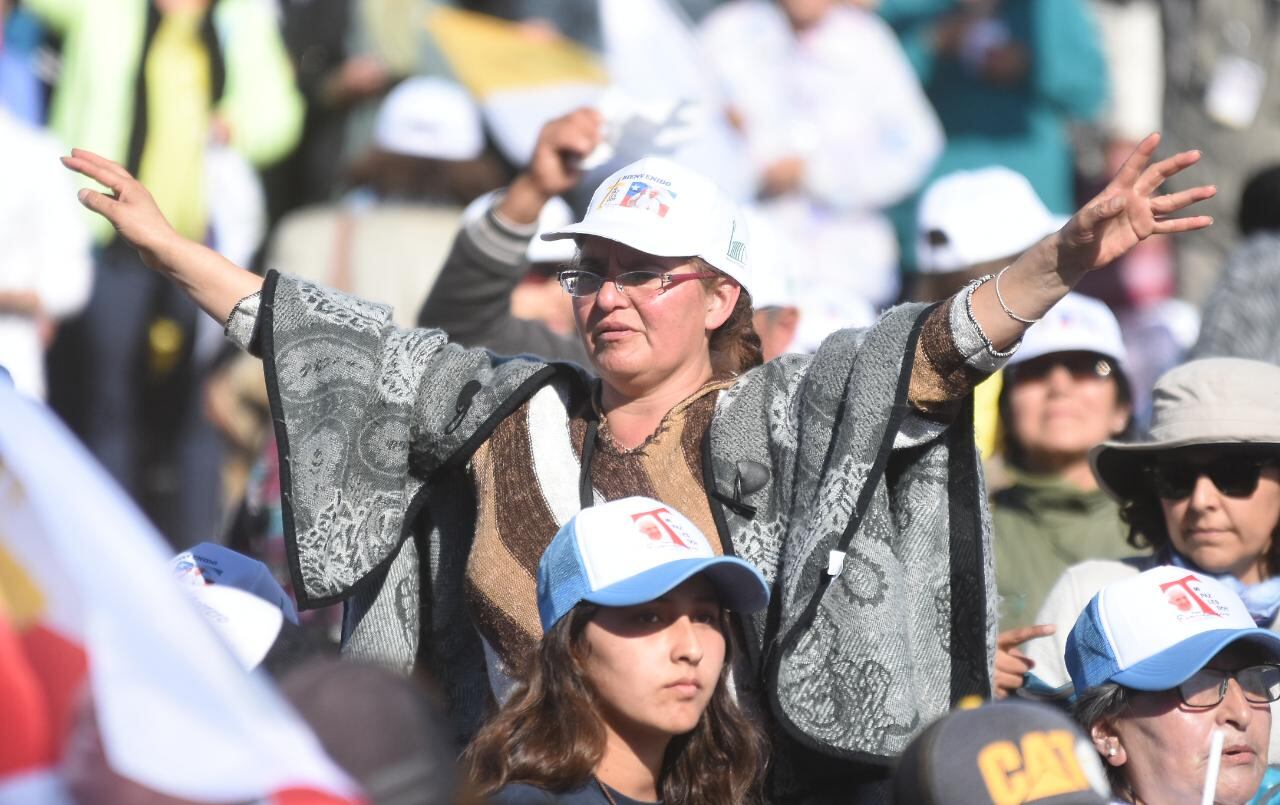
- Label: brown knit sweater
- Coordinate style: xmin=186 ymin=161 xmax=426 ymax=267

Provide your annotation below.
xmin=464 ymin=301 xmax=969 ymax=670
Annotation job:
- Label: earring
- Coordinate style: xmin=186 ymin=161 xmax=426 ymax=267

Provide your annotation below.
xmin=1107 ymin=746 xmax=1118 ymax=758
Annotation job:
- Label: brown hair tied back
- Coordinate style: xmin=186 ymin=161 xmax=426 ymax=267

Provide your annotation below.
xmin=694 ymin=258 xmax=763 ymax=377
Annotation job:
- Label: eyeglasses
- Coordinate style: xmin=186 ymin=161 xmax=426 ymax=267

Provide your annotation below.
xmin=1176 ymin=664 xmax=1280 ymax=708
xmin=1146 ymin=458 xmax=1271 ymax=500
xmin=557 ymin=270 xmax=721 ymax=302
xmin=1008 ymin=352 xmax=1117 ymax=384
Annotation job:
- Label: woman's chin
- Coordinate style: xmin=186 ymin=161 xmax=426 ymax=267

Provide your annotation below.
xmin=590 ymin=348 xmax=650 ymax=383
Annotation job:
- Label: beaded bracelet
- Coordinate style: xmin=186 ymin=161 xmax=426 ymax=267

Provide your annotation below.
xmin=962 ymin=273 xmax=1018 ymax=359
xmin=994 ymin=266 xmax=1042 ymax=325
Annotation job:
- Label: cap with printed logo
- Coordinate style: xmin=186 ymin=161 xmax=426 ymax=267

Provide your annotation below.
xmin=892 ymin=699 xmax=1111 ymax=805
xmin=1065 ymin=565 xmax=1280 ymax=694
xmin=916 ymin=166 xmax=1067 ymax=274
xmin=1007 ymin=292 xmax=1129 ymax=378
xmin=540 ymin=157 xmax=754 ymax=293
xmin=172 ymin=544 xmax=297 ymax=669
xmin=536 ymin=496 xmax=770 ymax=631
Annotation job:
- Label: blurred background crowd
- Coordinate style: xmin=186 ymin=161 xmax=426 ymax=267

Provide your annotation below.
xmin=10 ymin=0 xmax=1280 ymax=553
xmin=8 ymin=0 xmax=1280 ymax=800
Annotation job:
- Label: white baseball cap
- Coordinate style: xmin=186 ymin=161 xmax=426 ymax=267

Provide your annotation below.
xmin=173 ymin=550 xmax=284 ymax=670
xmin=1007 ymin=292 xmax=1129 ymax=374
xmin=1065 ymin=565 xmax=1280 ymax=693
xmin=540 ymin=157 xmax=754 ymax=292
xmin=526 ymin=196 xmax=578 ymax=265
xmin=374 ymin=77 xmax=485 ymax=161
xmin=536 ymin=496 xmax=770 ymax=631
xmin=916 ymin=167 xmax=1066 ymax=274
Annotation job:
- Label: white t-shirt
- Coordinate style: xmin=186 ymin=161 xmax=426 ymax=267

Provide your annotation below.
xmin=0 ymin=109 xmax=93 ymax=399
xmin=699 ymin=1 xmax=944 ymax=322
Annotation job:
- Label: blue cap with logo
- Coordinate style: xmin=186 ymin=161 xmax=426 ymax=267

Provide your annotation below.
xmin=174 ymin=542 xmax=299 ymax=625
xmin=1066 ymin=565 xmax=1280 ymax=694
xmin=536 ymin=496 xmax=770 ymax=631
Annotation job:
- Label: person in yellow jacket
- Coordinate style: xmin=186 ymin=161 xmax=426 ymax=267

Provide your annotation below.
xmin=31 ymin=0 xmax=303 ymax=547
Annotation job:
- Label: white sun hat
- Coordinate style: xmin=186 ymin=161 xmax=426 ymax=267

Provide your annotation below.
xmin=916 ymin=166 xmax=1067 ymax=274
xmin=1007 ymin=292 xmax=1129 ymax=374
xmin=541 ymin=156 xmax=753 ymax=292
xmin=374 ymin=76 xmax=485 ymax=161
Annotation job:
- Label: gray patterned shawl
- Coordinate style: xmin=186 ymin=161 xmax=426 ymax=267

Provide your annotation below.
xmin=257 ymin=272 xmax=995 ymax=787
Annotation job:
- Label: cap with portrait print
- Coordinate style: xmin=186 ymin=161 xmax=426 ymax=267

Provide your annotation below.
xmin=536 ymin=496 xmax=770 ymax=631
xmin=1065 ymin=565 xmax=1280 ymax=695
xmin=539 ymin=157 xmax=754 ymax=293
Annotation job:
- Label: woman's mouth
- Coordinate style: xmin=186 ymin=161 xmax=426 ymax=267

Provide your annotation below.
xmin=594 ymin=323 xmax=636 ymax=342
xmin=1221 ymin=744 xmax=1257 ymax=765
xmin=666 ymin=678 xmax=702 ymax=696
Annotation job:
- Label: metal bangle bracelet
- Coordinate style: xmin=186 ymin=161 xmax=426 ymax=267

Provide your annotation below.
xmin=994 ymin=266 xmax=1042 ymax=325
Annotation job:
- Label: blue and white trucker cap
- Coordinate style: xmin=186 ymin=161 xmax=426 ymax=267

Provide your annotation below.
xmin=540 ymin=157 xmax=754 ymax=293
xmin=1065 ymin=565 xmax=1280 ymax=694
xmin=175 ymin=542 xmax=299 ymax=625
xmin=536 ymin=496 xmax=770 ymax=631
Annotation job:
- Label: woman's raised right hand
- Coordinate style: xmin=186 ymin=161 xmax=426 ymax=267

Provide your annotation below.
xmin=500 ymin=107 xmax=604 ymax=225
xmin=62 ymin=149 xmax=180 ymax=274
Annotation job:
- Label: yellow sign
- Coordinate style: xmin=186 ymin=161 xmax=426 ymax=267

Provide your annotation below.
xmin=426 ymin=9 xmax=608 ymax=99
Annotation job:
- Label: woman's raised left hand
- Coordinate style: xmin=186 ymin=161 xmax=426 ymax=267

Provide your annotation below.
xmin=1056 ymin=132 xmax=1215 ymax=277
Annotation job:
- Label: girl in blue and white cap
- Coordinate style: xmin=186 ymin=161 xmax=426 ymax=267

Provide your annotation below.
xmin=464 ymin=497 xmax=770 ymax=805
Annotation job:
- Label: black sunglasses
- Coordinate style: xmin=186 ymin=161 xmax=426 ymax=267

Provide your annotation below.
xmin=1008 ymin=352 xmax=1117 ymax=384
xmin=1146 ymin=457 xmax=1272 ymax=500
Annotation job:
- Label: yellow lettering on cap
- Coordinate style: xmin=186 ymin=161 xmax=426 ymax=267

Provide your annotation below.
xmin=978 ymin=731 xmax=1091 ymax=805
xmin=1022 ymin=731 xmax=1089 ymax=799
xmin=978 ymin=741 xmax=1026 ymax=805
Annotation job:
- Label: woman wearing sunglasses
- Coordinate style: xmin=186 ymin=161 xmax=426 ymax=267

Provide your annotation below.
xmin=992 ymin=292 xmax=1135 ymax=636
xmin=1067 ymin=566 xmax=1280 ymax=804
xmin=1025 ymin=358 xmax=1280 ymax=707
xmin=464 ymin=497 xmax=769 ymax=804
xmin=60 ymin=122 xmax=1212 ymax=797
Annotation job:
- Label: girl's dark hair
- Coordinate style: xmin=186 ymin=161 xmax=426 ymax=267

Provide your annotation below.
xmin=997 ymin=356 xmax=1134 ymax=470
xmin=1072 ymin=683 xmax=1133 ymax=801
xmin=462 ymin=604 xmax=768 ymax=804
xmin=693 ymin=258 xmax=763 ymax=377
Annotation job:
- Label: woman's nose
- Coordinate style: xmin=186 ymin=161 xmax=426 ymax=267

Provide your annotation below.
xmin=1044 ymin=364 xmax=1075 ymax=394
xmin=1217 ymin=677 xmax=1254 ymax=729
xmin=670 ymin=617 xmax=704 ymax=665
xmin=1188 ymin=473 xmax=1221 ymax=511
xmin=593 ymin=275 xmax=630 ymax=310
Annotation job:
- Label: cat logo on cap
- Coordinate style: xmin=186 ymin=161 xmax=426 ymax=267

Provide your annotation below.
xmin=977 ymin=730 xmax=1094 ymax=805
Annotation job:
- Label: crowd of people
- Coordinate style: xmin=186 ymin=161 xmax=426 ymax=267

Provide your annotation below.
xmin=6 ymin=0 xmax=1280 ymax=802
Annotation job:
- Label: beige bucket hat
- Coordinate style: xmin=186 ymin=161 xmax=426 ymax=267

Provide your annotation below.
xmin=1090 ymin=357 xmax=1280 ymax=501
